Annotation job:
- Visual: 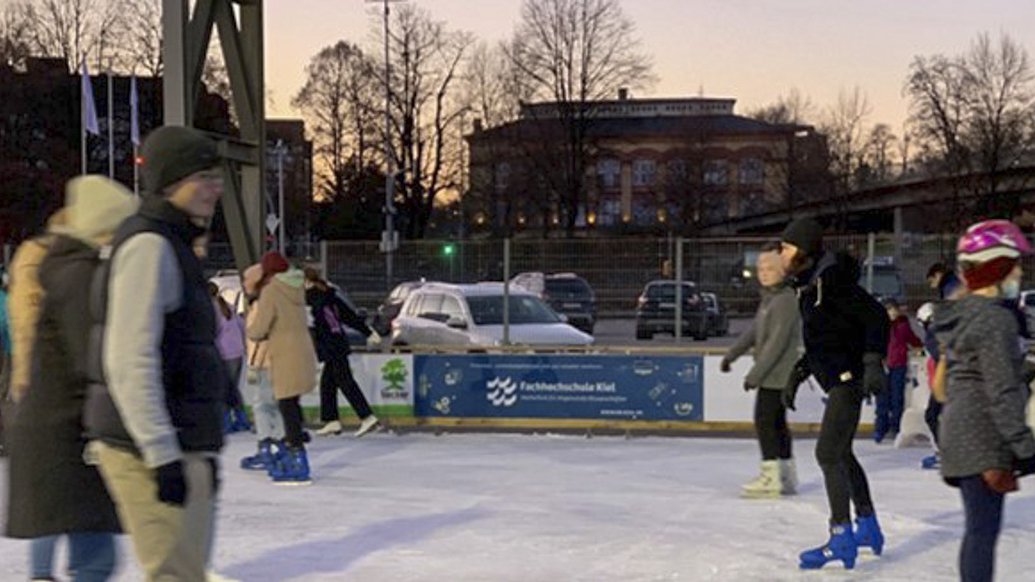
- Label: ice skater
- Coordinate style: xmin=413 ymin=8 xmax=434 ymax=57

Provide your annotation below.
xmin=210 ymin=282 xmax=251 ymax=434
xmin=778 ymin=217 xmax=890 ymax=570
xmin=933 ymin=220 xmax=1035 ymax=582
xmin=304 ymin=268 xmax=383 ymax=438
xmin=246 ymin=252 xmax=319 ymax=484
xmin=874 ymin=298 xmax=921 ymax=444
xmin=720 ymin=244 xmax=801 ymax=498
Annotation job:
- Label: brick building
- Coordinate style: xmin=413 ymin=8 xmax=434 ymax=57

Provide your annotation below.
xmin=465 ymin=93 xmax=829 ymax=236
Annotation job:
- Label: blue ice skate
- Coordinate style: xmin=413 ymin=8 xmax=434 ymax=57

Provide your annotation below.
xmin=240 ymin=438 xmax=275 ymax=471
xmin=231 ymin=408 xmax=253 ymax=433
xmin=854 ymin=514 xmax=885 ymax=556
xmin=270 ymin=447 xmax=312 ymax=485
xmin=921 ymin=453 xmax=940 ymax=470
xmin=223 ymin=410 xmax=236 ymax=434
xmin=799 ymin=524 xmax=857 ymax=570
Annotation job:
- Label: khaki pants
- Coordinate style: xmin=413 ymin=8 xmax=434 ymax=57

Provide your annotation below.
xmin=94 ymin=442 xmax=216 ymax=582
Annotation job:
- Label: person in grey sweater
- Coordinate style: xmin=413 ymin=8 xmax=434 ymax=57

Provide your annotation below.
xmin=721 ymin=246 xmax=803 ymax=498
xmin=935 ymin=219 xmax=1035 ymax=582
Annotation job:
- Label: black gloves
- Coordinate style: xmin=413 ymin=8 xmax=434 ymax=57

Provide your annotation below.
xmin=743 ymin=381 xmax=758 ymax=392
xmin=782 ymin=359 xmax=810 ymax=411
xmin=719 ymin=357 xmax=732 ymax=373
xmin=1015 ymin=455 xmax=1035 ymax=477
xmin=862 ymin=353 xmax=887 ymax=398
xmin=156 ymin=461 xmax=187 ymax=506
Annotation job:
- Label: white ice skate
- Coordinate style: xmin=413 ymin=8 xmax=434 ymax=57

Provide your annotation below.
xmin=354 ymin=415 xmax=381 ymax=438
xmin=779 ymin=458 xmax=798 ymax=495
xmin=741 ymin=461 xmax=781 ymax=498
xmin=316 ymin=420 xmax=343 ymax=436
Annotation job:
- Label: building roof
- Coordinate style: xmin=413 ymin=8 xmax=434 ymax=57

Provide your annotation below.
xmin=469 ymin=114 xmax=810 ymax=143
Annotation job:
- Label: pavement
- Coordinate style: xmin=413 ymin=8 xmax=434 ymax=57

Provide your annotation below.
xmin=591 ymin=317 xmax=751 ymax=349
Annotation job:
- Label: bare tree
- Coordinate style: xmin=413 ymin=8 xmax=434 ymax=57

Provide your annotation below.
xmin=905 ymin=33 xmax=1035 ymax=225
xmin=0 ymin=1 xmax=34 ymax=70
xmin=507 ymin=0 xmax=653 ymax=235
xmin=748 ymin=89 xmax=816 ymax=125
xmin=29 ymin=0 xmax=123 ymax=72
xmin=820 ymin=87 xmax=871 ymax=227
xmin=378 ymin=4 xmax=473 ymax=239
xmin=293 ymin=41 xmax=379 ymax=202
xmin=120 ymin=0 xmax=162 ymax=76
xmin=860 ymin=123 xmax=897 ymax=185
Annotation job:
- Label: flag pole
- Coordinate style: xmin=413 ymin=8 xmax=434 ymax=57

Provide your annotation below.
xmin=107 ymin=70 xmax=114 ymax=179
xmin=133 ymin=145 xmax=139 ymax=196
xmin=81 ymin=68 xmax=87 ymax=175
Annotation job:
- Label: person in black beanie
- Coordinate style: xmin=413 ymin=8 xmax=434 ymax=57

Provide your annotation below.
xmin=778 ymin=217 xmax=890 ymax=571
xmin=85 ymin=125 xmax=227 ymax=580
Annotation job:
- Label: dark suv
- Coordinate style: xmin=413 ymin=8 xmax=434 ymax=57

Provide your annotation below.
xmin=511 ymin=272 xmax=597 ymax=334
xmin=635 ymin=280 xmax=709 ymax=341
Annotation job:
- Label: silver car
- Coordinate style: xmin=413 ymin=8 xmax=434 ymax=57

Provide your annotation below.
xmin=390 ymin=283 xmax=594 ymax=347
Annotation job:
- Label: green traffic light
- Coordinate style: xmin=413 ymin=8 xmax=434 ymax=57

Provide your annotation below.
xmin=443 ymin=244 xmax=456 ymax=257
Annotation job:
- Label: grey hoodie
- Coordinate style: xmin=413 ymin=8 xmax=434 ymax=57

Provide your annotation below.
xmin=935 ymin=295 xmax=1035 ymax=481
xmin=725 ymin=283 xmax=803 ymax=390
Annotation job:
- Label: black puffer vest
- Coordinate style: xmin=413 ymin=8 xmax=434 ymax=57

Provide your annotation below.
xmin=84 ymin=197 xmax=226 ymax=455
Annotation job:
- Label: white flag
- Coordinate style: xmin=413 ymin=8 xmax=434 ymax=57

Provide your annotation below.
xmin=130 ymin=75 xmax=140 ymax=145
xmin=81 ymin=58 xmax=99 ymax=136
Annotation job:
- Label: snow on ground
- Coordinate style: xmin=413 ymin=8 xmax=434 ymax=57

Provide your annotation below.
xmin=3 ymin=432 xmax=1035 ymax=581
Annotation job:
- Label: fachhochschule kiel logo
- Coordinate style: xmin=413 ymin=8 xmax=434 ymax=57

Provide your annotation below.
xmin=486 ymin=377 xmax=518 ymax=407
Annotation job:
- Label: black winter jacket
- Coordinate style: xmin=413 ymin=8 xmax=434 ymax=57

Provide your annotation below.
xmin=306 ymin=286 xmax=372 ymax=362
xmin=5 ymin=235 xmax=121 ymax=538
xmin=791 ymin=251 xmax=890 ymax=391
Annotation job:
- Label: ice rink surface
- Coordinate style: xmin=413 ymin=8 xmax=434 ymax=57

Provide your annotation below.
xmin=3 ymin=432 xmax=1035 ymax=581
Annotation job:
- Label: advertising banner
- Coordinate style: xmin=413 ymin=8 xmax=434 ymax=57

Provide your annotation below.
xmin=414 ymin=354 xmax=703 ymax=421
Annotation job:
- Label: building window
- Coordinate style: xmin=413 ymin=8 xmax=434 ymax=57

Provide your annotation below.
xmin=703 ymin=160 xmax=728 ymax=186
xmin=632 ymin=159 xmax=656 ymax=187
xmin=667 ymin=160 xmax=687 ymax=179
xmin=495 ymin=162 xmax=511 ymax=193
xmin=597 ymin=159 xmax=621 ymax=190
xmin=739 ymin=158 xmax=764 ymax=185
xmin=599 ymin=198 xmax=621 ymax=226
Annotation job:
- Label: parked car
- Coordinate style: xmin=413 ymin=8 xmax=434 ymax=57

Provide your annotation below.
xmin=210 ymin=272 xmax=368 ymax=346
xmin=390 ymin=282 xmax=594 ymax=347
xmin=372 ymin=280 xmax=428 ymax=335
xmin=859 ymin=258 xmax=906 ymax=306
xmin=511 ymin=272 xmax=597 ymax=334
xmin=701 ymin=292 xmax=729 ymax=337
xmin=635 ymin=280 xmax=709 ymax=341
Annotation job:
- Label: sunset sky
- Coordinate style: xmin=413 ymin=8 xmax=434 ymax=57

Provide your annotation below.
xmin=264 ymin=0 xmax=1035 ymax=132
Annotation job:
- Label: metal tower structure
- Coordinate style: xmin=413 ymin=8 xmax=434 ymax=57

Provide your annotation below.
xmin=162 ymin=0 xmax=265 ymax=269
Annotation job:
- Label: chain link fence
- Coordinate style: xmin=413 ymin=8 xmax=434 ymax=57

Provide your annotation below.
xmin=198 ymin=234 xmax=1035 ymax=317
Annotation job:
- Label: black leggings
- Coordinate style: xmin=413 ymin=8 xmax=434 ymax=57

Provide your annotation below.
xmin=319 ymin=356 xmax=373 ymax=421
xmin=815 ymin=384 xmax=874 ymax=524
xmin=278 ymin=397 xmax=305 ymax=449
xmin=754 ymin=389 xmax=792 ymax=460
xmin=959 ymin=475 xmax=1004 ymax=582
xmin=926 ymin=398 xmax=943 ymax=446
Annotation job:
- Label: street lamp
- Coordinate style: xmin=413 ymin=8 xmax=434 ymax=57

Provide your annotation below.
xmin=273 ymin=139 xmax=287 ymax=254
xmin=367 ymin=0 xmax=406 ymax=290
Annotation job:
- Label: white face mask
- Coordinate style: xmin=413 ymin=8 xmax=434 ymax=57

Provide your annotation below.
xmin=1001 ymin=279 xmax=1021 ymax=300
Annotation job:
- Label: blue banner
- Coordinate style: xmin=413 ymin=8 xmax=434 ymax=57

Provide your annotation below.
xmin=414 ymin=354 xmax=704 ymax=421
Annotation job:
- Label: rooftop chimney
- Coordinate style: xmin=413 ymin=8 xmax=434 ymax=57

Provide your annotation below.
xmin=617 ymin=87 xmax=629 ymax=101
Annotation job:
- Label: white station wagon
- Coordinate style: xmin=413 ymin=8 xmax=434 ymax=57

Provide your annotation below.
xmin=390 ymin=282 xmax=594 ymax=347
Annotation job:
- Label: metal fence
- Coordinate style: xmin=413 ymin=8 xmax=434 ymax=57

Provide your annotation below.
xmin=200 ymin=234 xmax=1035 ymax=317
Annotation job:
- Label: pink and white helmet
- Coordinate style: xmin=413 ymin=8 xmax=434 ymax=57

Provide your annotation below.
xmin=956 ymin=219 xmax=1032 ymax=264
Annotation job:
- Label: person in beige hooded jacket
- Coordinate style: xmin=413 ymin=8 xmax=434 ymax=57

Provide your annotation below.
xmin=245 ymin=251 xmax=317 ymax=484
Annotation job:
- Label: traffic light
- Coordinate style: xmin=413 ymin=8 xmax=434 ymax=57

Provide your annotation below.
xmin=442 ymin=243 xmax=456 ymax=257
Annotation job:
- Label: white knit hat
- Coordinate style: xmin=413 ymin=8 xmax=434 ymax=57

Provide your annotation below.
xmin=63 ymin=175 xmax=139 ymax=244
